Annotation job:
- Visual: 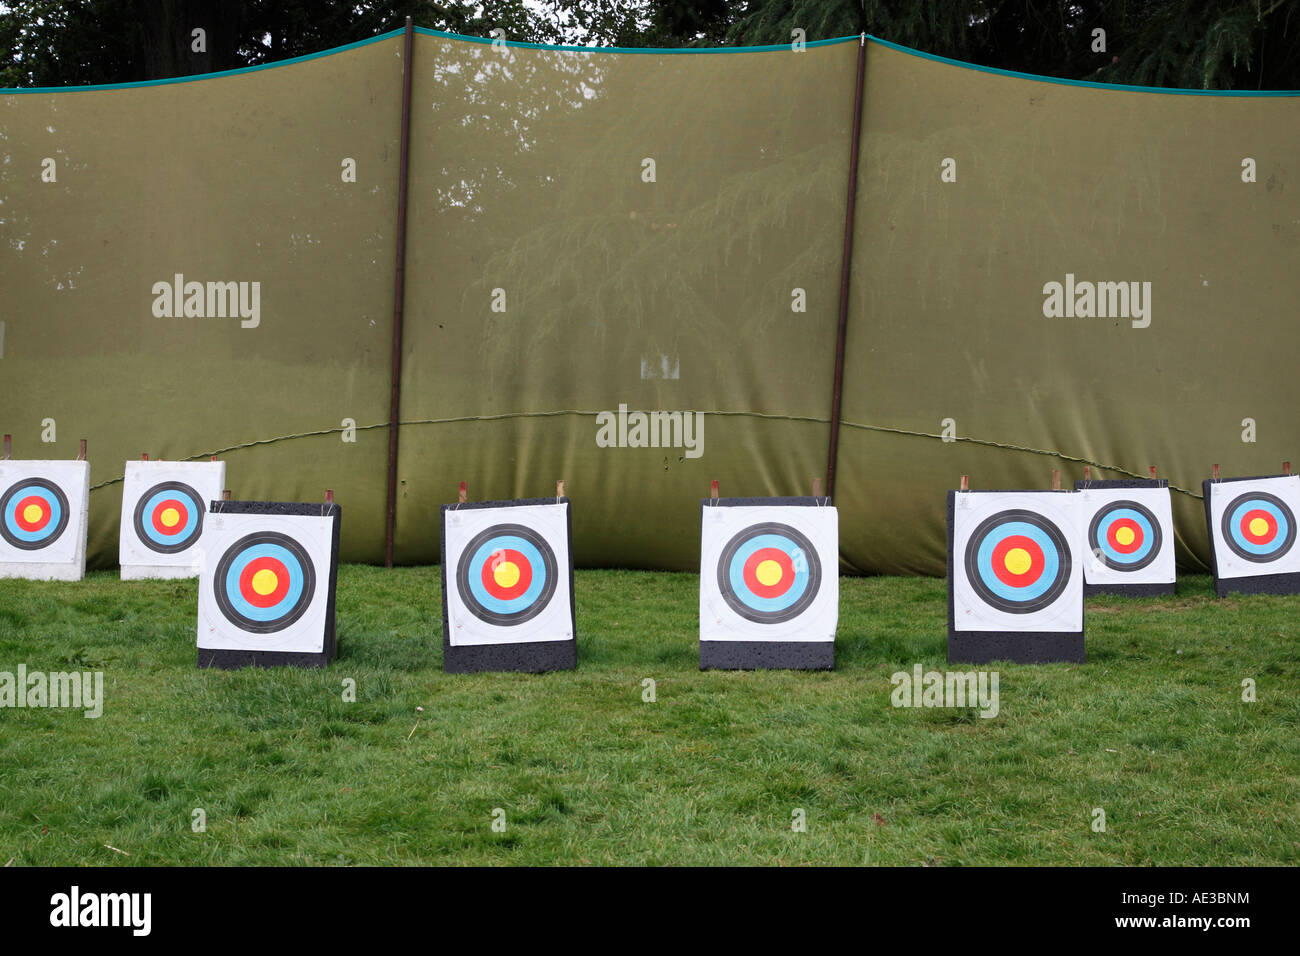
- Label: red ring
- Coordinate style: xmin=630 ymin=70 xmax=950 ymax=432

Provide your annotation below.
xmin=1106 ymin=518 xmax=1143 ymax=554
xmin=151 ymin=498 xmax=188 ymax=536
xmin=990 ymin=534 xmax=1045 ymax=587
xmin=742 ymin=547 xmax=794 ymax=598
xmin=1239 ymin=508 xmax=1277 ymax=545
xmin=12 ymin=495 xmax=51 ymax=533
xmin=481 ymin=548 xmax=532 ymax=601
xmin=238 ymin=556 xmax=291 ymax=608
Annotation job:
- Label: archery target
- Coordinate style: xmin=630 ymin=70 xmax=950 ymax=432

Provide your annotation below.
xmin=952 ymin=492 xmax=1082 ymax=632
xmin=1208 ymin=476 xmax=1300 ymax=579
xmin=119 ymin=460 xmax=225 ymax=576
xmin=197 ymin=511 xmax=334 ymax=654
xmin=0 ymin=459 xmax=89 ymax=579
xmin=1078 ymin=486 xmax=1175 ymax=585
xmin=700 ymin=505 xmax=838 ymax=642
xmin=443 ymin=502 xmax=573 ymax=646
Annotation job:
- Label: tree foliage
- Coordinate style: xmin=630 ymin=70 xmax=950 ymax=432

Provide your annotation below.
xmin=2 ymin=0 xmax=1297 ymax=89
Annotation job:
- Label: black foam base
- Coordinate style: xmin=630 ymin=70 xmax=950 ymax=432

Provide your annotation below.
xmin=198 ymin=500 xmax=341 ymax=670
xmin=946 ymin=490 xmax=1085 ymax=664
xmin=947 ymin=631 xmax=1086 ymax=664
xmin=1084 ymin=582 xmax=1176 ymax=598
xmin=199 ymin=648 xmax=334 ymax=670
xmin=700 ymin=640 xmax=833 ymax=670
xmin=1212 ymin=572 xmax=1300 ymax=598
xmin=1203 ymin=475 xmax=1300 ymax=598
xmin=440 ymin=497 xmax=577 ymax=674
xmin=698 ymin=495 xmax=836 ymax=670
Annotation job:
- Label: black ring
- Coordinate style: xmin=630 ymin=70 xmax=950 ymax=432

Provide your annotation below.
xmin=964 ymin=509 xmax=1071 ymax=614
xmin=0 ymin=477 xmax=70 ymax=551
xmin=132 ymin=480 xmax=205 ymax=554
xmin=212 ymin=531 xmax=316 ymax=634
xmin=1086 ymin=499 xmax=1162 ymax=572
xmin=456 ymin=523 xmax=558 ymax=627
xmin=716 ymin=522 xmax=822 ymax=625
xmin=1220 ymin=491 xmax=1296 ymax=564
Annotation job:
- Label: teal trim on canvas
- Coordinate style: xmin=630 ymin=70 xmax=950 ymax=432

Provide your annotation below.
xmin=0 ymin=28 xmax=405 ymax=93
xmin=412 ymin=25 xmax=858 ymax=53
xmin=864 ymin=33 xmax=1300 ymax=97
xmin=4 ymin=22 xmax=1296 ymax=95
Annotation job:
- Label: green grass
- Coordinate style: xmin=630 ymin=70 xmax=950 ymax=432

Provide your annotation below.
xmin=0 ymin=568 xmax=1297 ymax=866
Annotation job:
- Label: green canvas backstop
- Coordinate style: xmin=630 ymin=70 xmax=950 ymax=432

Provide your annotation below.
xmin=2 ymin=29 xmax=1296 ymax=574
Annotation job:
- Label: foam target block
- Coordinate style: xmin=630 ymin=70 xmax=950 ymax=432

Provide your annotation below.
xmin=0 ymin=459 xmax=90 ymax=581
xmin=1074 ymin=479 xmax=1176 ymax=597
xmin=196 ymin=500 xmax=341 ymax=669
xmin=119 ymin=459 xmax=226 ymax=579
xmin=439 ymin=498 xmax=577 ymax=673
xmin=699 ymin=497 xmax=838 ymax=670
xmin=1203 ymin=474 xmax=1300 ymax=597
xmin=948 ymin=490 xmax=1084 ymax=663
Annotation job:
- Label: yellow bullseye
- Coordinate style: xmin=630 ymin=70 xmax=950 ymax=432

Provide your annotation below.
xmin=251 ymin=568 xmax=279 ymax=596
xmin=755 ymin=559 xmax=783 ymax=587
xmin=1249 ymin=517 xmax=1269 ymax=537
xmin=1115 ymin=525 xmax=1136 ymax=546
xmin=1004 ymin=547 xmax=1032 ymax=576
xmin=160 ymin=507 xmax=181 ymax=528
xmin=22 ymin=504 xmax=43 ymax=524
xmin=493 ymin=561 xmax=521 ymax=588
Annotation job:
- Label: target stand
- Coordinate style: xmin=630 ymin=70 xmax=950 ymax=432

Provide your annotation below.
xmin=119 ymin=459 xmax=226 ymax=579
xmin=197 ymin=500 xmax=341 ymax=669
xmin=948 ymin=490 xmax=1084 ymax=664
xmin=699 ymin=497 xmax=838 ymax=670
xmin=1074 ymin=479 xmax=1176 ymax=597
xmin=0 ymin=458 xmax=90 ymax=581
xmin=1203 ymin=474 xmax=1300 ymax=597
xmin=440 ymin=498 xmax=577 ymax=674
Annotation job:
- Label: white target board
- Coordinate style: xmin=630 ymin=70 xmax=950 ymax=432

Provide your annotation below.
xmin=700 ymin=504 xmax=838 ymax=642
xmin=1078 ymin=486 xmax=1175 ymax=586
xmin=443 ymin=502 xmax=574 ymax=646
xmin=952 ymin=491 xmax=1082 ymax=633
xmin=197 ymin=511 xmax=334 ymax=655
xmin=1207 ymin=476 xmax=1300 ymax=580
xmin=0 ymin=459 xmax=90 ymax=581
xmin=119 ymin=459 xmax=226 ymax=579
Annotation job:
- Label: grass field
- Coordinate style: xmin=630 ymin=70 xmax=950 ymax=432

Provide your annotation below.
xmin=0 ymin=567 xmax=1296 ymax=866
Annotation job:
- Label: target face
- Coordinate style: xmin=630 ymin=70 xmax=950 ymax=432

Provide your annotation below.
xmin=1077 ymin=486 xmax=1175 ymax=585
xmin=0 ymin=460 xmax=89 ymax=576
xmin=964 ymin=510 xmax=1071 ymax=613
xmin=197 ymin=511 xmax=334 ymax=653
xmin=1220 ymin=491 xmax=1294 ymax=563
xmin=952 ymin=492 xmax=1082 ymax=633
xmin=1 ymin=478 xmax=69 ymax=551
xmin=717 ymin=522 xmax=821 ymax=624
xmin=213 ymin=531 xmax=316 ymax=633
xmin=700 ymin=504 xmax=838 ymax=642
xmin=1207 ymin=477 xmax=1300 ymax=579
xmin=133 ymin=481 xmax=204 ymax=554
xmin=443 ymin=502 xmax=574 ymax=646
xmin=456 ymin=523 xmax=558 ymax=627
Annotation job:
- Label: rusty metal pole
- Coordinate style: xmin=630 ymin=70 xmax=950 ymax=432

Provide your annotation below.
xmin=384 ymin=17 xmax=416 ymax=568
xmin=825 ymin=34 xmax=868 ymax=500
